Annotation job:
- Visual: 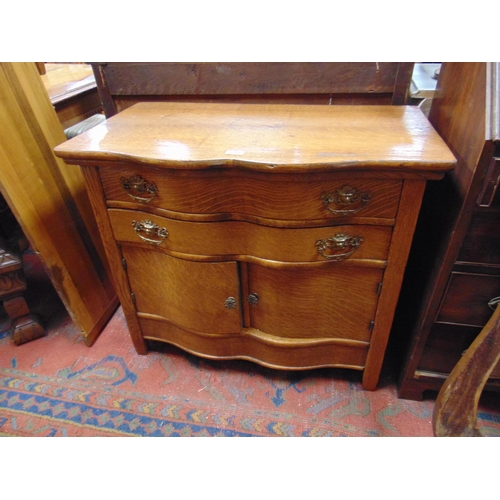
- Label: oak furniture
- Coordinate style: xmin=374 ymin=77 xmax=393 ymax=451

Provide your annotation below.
xmin=54 ymin=101 xmax=455 ymax=390
xmin=396 ymin=62 xmax=500 ymax=400
xmin=90 ymin=62 xmax=415 ymax=118
xmin=0 ymin=62 xmax=118 ymax=346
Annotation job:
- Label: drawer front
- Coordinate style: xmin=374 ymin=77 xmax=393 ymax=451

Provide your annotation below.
xmin=109 ymin=209 xmax=392 ymax=263
xmin=419 ymin=322 xmax=500 ymax=379
xmin=457 ymin=211 xmax=500 ymax=266
xmin=436 ymin=272 xmax=500 ymax=327
xmin=100 ymin=164 xmax=402 ymax=221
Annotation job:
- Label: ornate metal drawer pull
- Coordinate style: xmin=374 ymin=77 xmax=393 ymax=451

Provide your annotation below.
xmin=132 ymin=219 xmax=168 ymax=245
xmin=247 ymin=293 xmax=259 ymax=306
xmin=121 ymin=174 xmax=158 ymax=203
xmin=315 ymin=233 xmax=363 ymax=261
xmin=321 ymin=186 xmax=372 ymax=216
xmin=488 ymin=297 xmax=500 ymax=310
xmin=225 ymin=297 xmax=238 ymax=310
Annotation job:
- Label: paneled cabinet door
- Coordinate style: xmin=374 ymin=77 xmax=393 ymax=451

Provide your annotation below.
xmin=121 ymin=246 xmax=242 ymax=334
xmin=246 ymin=263 xmax=384 ymax=342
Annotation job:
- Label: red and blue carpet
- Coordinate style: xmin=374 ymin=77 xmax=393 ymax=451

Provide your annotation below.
xmin=1 ymin=249 xmax=500 ymax=437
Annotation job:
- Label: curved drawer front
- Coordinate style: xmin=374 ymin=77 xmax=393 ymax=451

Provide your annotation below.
xmin=108 ymin=209 xmax=392 ymax=263
xmin=100 ymin=164 xmax=402 ymax=221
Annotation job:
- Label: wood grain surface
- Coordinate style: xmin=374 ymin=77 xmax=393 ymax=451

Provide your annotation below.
xmin=55 ymin=102 xmax=456 ymax=172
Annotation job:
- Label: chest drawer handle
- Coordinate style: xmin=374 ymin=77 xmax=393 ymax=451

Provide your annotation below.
xmin=132 ymin=219 xmax=168 ymax=245
xmin=121 ymin=175 xmax=158 ymax=203
xmin=315 ymin=233 xmax=363 ymax=261
xmin=321 ymin=186 xmax=372 ymax=216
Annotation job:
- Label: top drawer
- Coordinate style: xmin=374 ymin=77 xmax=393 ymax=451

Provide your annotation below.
xmin=99 ymin=164 xmax=402 ymax=221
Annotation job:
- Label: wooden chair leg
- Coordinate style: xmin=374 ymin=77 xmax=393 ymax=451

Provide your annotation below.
xmin=433 ymin=304 xmax=500 ymax=436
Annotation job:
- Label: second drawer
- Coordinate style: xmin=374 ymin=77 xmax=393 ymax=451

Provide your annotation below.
xmin=108 ymin=209 xmax=392 ymax=264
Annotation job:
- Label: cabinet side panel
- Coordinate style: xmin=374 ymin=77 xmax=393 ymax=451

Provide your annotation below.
xmin=81 ymin=165 xmax=147 ymax=353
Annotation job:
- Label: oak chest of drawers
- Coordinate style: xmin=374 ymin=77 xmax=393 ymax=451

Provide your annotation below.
xmin=55 ymin=102 xmax=455 ymax=390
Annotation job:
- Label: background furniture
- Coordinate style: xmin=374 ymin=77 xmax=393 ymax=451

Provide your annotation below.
xmin=0 ymin=238 xmax=45 ymax=345
xmin=433 ymin=303 xmax=500 ymax=436
xmin=41 ymin=63 xmax=103 ymax=130
xmin=90 ymin=62 xmax=415 ymax=117
xmin=0 ymin=193 xmax=45 ymax=344
xmin=55 ymin=101 xmax=455 ymax=390
xmin=0 ymin=62 xmax=118 ymax=346
xmin=395 ymin=62 xmax=500 ymax=400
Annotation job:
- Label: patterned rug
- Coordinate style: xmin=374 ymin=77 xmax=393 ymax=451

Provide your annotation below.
xmin=1 ymin=250 xmax=500 ymax=437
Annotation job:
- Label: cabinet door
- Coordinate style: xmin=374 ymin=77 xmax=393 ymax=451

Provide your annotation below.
xmin=121 ymin=246 xmax=242 ymax=334
xmin=246 ymin=264 xmax=383 ymax=342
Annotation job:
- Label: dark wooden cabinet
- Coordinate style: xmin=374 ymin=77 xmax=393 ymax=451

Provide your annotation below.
xmin=396 ymin=62 xmax=500 ymax=400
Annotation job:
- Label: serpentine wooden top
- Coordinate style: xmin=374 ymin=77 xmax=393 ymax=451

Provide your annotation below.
xmin=55 ymin=102 xmax=456 ymax=173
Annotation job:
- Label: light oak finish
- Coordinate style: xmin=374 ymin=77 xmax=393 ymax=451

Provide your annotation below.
xmin=108 ymin=209 xmax=393 ymax=263
xmin=0 ymin=62 xmax=117 ymax=345
xmin=55 ymin=102 xmax=455 ymax=389
xmin=100 ymin=165 xmax=404 ymax=221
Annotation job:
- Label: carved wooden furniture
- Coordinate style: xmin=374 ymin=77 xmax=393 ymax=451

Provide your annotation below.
xmin=0 ymin=62 xmax=118 ymax=346
xmin=54 ymin=101 xmax=455 ymax=390
xmin=90 ymin=62 xmax=415 ymax=118
xmin=433 ymin=303 xmax=500 ymax=437
xmin=396 ymin=62 xmax=500 ymax=400
xmin=0 ymin=236 xmax=45 ymax=345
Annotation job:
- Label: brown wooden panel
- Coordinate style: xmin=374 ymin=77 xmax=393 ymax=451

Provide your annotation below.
xmin=100 ymin=164 xmax=403 ymax=221
xmin=421 ymin=322 xmax=500 ymax=380
xmin=436 ymin=272 xmax=500 ymax=327
xmin=419 ymin=322 xmax=483 ymax=374
xmin=457 ymin=211 xmax=500 ymax=265
xmin=0 ymin=62 xmax=117 ymax=346
xmin=108 ymin=209 xmax=392 ymax=264
xmin=112 ymin=94 xmax=395 ymax=114
xmin=91 ymin=62 xmax=414 ymax=117
xmin=122 ymin=245 xmax=241 ymax=334
xmin=140 ymin=318 xmax=369 ymax=370
xmin=95 ymin=62 xmax=402 ymax=96
xmin=247 ymin=263 xmax=383 ymax=342
xmin=433 ymin=303 xmax=500 ymax=436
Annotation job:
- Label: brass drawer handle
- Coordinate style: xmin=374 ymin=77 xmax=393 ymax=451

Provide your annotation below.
xmin=121 ymin=174 xmax=158 ymax=203
xmin=315 ymin=233 xmax=363 ymax=261
xmin=321 ymin=186 xmax=372 ymax=216
xmin=225 ymin=297 xmax=238 ymax=310
xmin=132 ymin=219 xmax=168 ymax=245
